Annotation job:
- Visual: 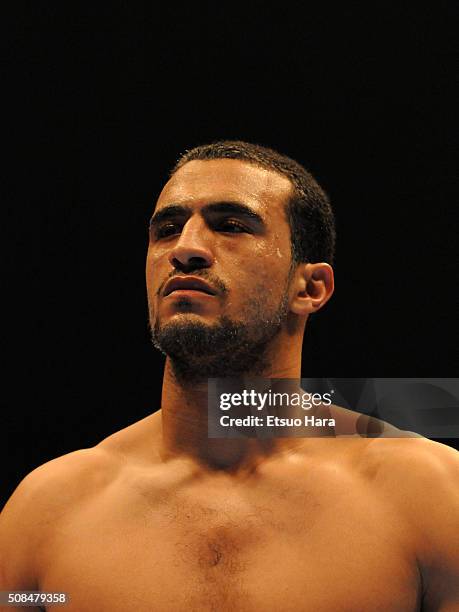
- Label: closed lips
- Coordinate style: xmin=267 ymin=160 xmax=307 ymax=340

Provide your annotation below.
xmin=163 ymin=277 xmax=216 ymax=296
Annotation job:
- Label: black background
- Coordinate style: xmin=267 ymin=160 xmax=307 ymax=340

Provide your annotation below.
xmin=3 ymin=4 xmax=458 ymax=506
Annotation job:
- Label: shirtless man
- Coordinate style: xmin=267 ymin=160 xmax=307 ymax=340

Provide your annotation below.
xmin=1 ymin=141 xmax=458 ymax=611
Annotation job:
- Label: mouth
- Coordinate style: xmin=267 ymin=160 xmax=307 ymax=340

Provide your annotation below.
xmin=163 ymin=276 xmax=217 ymax=297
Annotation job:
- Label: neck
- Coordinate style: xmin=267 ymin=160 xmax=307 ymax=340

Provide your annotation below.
xmin=159 ymin=328 xmax=305 ymax=472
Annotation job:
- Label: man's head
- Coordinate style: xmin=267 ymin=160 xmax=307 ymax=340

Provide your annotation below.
xmin=146 ymin=140 xmax=335 ymax=384
xmin=172 ymin=141 xmax=336 ymax=266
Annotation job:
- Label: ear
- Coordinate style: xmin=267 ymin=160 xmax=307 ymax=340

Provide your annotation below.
xmin=290 ymin=262 xmax=334 ymax=316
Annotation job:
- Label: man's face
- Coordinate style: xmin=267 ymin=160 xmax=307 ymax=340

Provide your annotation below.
xmin=146 ymin=159 xmax=295 ymax=381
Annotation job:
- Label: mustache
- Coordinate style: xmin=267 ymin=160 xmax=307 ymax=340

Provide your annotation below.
xmin=156 ymin=270 xmax=228 ymax=297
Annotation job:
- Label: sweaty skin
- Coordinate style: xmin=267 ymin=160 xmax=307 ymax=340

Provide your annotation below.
xmin=1 ymin=160 xmax=458 ymax=611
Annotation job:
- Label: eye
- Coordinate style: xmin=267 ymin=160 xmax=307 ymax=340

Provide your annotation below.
xmin=217 ymin=219 xmax=249 ymax=233
xmin=156 ymin=223 xmax=182 ymax=239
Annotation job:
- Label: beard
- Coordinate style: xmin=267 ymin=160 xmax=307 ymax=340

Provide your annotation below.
xmin=149 ymin=291 xmax=290 ymax=386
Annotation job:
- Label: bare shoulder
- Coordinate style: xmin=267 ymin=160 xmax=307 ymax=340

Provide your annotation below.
xmin=3 ymin=444 xmax=120 ymax=513
xmin=361 ymin=437 xmax=459 ymax=607
xmin=0 ymin=411 xmax=161 ymax=525
xmin=0 ymin=411 xmax=160 ymax=524
xmin=358 ymin=436 xmax=459 ymax=510
xmin=0 ymin=445 xmax=121 ymax=590
xmin=361 ymin=436 xmax=459 ymax=485
xmin=0 ymin=445 xmax=121 ymax=534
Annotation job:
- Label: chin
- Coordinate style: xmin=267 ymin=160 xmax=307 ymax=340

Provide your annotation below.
xmin=151 ymin=314 xmax=218 ymax=342
xmin=161 ymin=311 xmax=217 ymax=326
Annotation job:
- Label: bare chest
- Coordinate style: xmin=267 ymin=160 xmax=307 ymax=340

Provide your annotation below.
xmin=39 ymin=470 xmax=421 ymax=612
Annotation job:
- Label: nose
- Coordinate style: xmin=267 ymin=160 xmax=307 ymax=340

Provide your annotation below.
xmin=167 ymin=216 xmax=214 ymax=272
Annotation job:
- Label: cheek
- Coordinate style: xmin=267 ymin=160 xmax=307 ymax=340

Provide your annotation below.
xmin=145 ymin=247 xmax=168 ymax=287
xmin=146 ymin=244 xmax=163 ymax=268
xmin=237 ymin=245 xmax=291 ymax=302
xmin=145 ymin=252 xmax=155 ymax=291
xmin=254 ymin=236 xmax=291 ymax=275
xmin=254 ymin=229 xmax=291 ymax=260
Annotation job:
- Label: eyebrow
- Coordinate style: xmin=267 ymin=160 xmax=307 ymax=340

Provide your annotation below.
xmin=149 ymin=205 xmax=191 ymax=228
xmin=149 ymin=201 xmax=265 ymax=229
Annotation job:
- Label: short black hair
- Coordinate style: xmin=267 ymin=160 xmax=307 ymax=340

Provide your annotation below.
xmin=171 ymin=140 xmax=336 ymax=265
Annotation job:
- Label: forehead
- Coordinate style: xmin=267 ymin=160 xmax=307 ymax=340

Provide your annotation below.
xmin=156 ymin=159 xmax=293 ymax=215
